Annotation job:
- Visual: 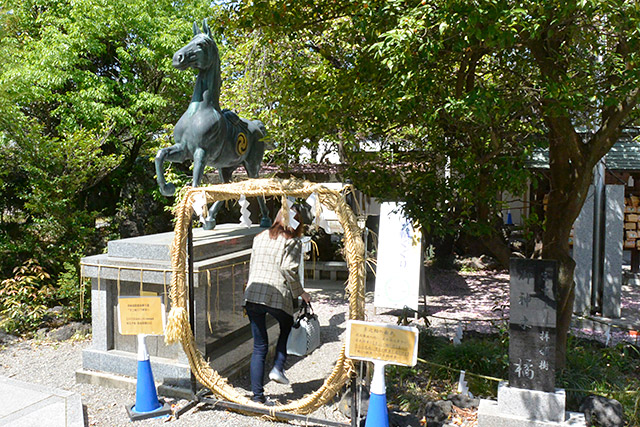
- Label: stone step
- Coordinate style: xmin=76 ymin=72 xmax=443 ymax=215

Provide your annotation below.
xmin=107 ymin=223 xmax=263 ymax=262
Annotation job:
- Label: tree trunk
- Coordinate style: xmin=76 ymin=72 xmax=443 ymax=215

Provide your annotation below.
xmin=482 ymin=232 xmax=512 ymax=268
xmin=540 ymin=125 xmax=591 ymax=369
xmin=475 ymin=197 xmax=511 ymax=268
xmin=541 ymin=213 xmax=577 ymax=369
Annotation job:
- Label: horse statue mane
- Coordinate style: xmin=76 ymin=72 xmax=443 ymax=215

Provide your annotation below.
xmin=155 ymin=19 xmax=271 ymax=230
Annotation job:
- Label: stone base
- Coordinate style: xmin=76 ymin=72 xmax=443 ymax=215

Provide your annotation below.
xmin=477 ymin=384 xmax=586 ymax=427
xmin=498 ymin=383 xmax=566 ymax=422
xmin=78 ymin=320 xmax=278 ymax=392
xmin=81 ymin=348 xmax=191 ymax=388
xmin=478 ymin=400 xmax=586 ymax=427
xmin=79 ymin=224 xmax=267 ymax=390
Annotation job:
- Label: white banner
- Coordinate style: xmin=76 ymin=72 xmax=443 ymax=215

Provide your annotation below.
xmin=374 ymin=202 xmax=422 ymax=310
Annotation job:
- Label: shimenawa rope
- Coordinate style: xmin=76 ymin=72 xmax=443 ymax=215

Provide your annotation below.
xmin=165 ymin=178 xmax=366 ymax=414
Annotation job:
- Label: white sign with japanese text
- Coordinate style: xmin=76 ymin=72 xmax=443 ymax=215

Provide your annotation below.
xmin=374 ymin=202 xmax=422 ymax=310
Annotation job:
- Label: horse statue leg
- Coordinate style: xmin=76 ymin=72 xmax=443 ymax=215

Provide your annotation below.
xmin=155 ymin=144 xmax=187 ymax=197
xmin=192 ymin=147 xmax=206 ymax=188
xmin=191 ymin=147 xmax=221 ymax=231
xmin=203 ymin=166 xmax=234 ymax=230
xmin=255 ymin=188 xmax=272 ymax=228
xmin=243 ymin=123 xmax=272 ymax=228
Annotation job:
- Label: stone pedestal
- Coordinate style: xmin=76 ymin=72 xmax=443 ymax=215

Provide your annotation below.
xmin=573 ymin=186 xmax=594 ymax=315
xmin=477 ymin=383 xmax=586 ymax=427
xmin=573 ymin=185 xmax=624 ymax=318
xmin=603 ymin=185 xmax=624 ymax=318
xmin=78 ymin=224 xmax=274 ymax=390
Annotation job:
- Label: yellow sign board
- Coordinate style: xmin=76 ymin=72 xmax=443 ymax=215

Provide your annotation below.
xmin=346 ymin=320 xmax=418 ymax=366
xmin=118 ymin=296 xmax=165 ymax=336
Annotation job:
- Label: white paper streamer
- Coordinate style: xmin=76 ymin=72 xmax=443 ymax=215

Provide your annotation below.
xmin=239 ymin=195 xmax=251 ymax=228
xmin=457 ymin=370 xmax=473 ymax=397
xmin=286 ymin=197 xmax=300 ymax=230
xmin=192 ymin=192 xmax=207 ymax=225
xmin=305 ymin=192 xmax=331 ymax=233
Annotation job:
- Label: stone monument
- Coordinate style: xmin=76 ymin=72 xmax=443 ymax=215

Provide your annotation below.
xmin=573 ymin=185 xmax=624 ymax=317
xmin=77 ymin=225 xmax=281 ymax=394
xmin=477 ymin=259 xmax=586 ymax=427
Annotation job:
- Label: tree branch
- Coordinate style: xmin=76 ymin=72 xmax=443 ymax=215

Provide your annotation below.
xmin=305 ymin=41 xmax=343 ymax=69
xmin=590 ymin=86 xmax=640 ymax=162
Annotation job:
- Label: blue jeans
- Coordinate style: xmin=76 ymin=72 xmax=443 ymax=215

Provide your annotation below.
xmin=245 ymin=301 xmax=293 ymax=400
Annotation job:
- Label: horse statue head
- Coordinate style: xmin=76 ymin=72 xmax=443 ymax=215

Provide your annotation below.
xmin=172 ymin=19 xmax=221 ymax=110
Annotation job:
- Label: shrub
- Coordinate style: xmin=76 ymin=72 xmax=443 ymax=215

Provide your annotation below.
xmin=387 ymin=330 xmax=640 ymax=425
xmin=0 ymin=259 xmax=54 ymax=334
xmin=55 ymin=262 xmax=91 ymax=321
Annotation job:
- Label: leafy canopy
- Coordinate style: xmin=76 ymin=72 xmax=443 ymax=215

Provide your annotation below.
xmin=0 ymin=0 xmax=212 ymax=279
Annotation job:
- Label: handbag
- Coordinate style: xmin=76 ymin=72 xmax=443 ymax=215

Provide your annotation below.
xmin=286 ymin=301 xmax=321 ymax=356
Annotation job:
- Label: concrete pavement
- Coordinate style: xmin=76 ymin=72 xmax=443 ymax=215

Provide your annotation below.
xmin=0 ymin=375 xmax=84 ymax=427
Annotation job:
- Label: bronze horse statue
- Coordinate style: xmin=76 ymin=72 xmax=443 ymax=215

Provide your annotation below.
xmin=155 ymin=19 xmax=271 ymax=230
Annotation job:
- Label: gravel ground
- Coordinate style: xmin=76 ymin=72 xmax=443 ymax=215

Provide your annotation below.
xmin=1 ymin=267 xmax=638 ymax=427
xmin=0 ymin=283 xmax=359 ymax=427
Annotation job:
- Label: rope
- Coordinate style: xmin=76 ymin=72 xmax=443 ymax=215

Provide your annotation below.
xmin=415 ymin=357 xmax=640 ymax=396
xmin=416 ymin=357 xmax=505 ymax=383
xmin=80 ymin=264 xmax=85 ymax=318
xmin=165 ymin=178 xmax=366 ymax=414
xmin=207 ymin=270 xmax=213 ymax=334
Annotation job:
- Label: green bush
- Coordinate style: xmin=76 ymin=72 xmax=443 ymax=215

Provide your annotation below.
xmin=386 ymin=330 xmax=640 ymax=425
xmin=0 ymin=259 xmax=54 ymax=334
xmin=428 ymin=332 xmax=509 ymax=397
xmin=55 ymin=262 xmax=91 ymax=321
xmin=559 ymin=336 xmax=640 ymax=426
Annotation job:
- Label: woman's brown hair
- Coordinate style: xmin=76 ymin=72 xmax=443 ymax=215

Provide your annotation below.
xmin=268 ymin=207 xmax=304 ymax=239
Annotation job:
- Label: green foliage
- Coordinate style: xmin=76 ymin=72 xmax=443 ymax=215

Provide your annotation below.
xmin=428 ymin=333 xmax=509 ymax=397
xmin=55 ymin=262 xmax=90 ymax=321
xmin=0 ymin=0 xmax=216 ymax=305
xmin=388 ymin=331 xmax=640 ymax=423
xmin=559 ymin=337 xmax=640 ymax=426
xmin=0 ymin=259 xmax=54 ymax=334
xmin=215 ymin=0 xmax=541 ymax=258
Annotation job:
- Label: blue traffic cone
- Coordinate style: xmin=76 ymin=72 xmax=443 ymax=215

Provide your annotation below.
xmin=506 ymin=212 xmax=513 ymax=225
xmin=365 ymin=362 xmax=389 ymax=427
xmin=126 ymin=335 xmax=171 ymax=421
xmin=133 ymin=358 xmax=162 ymax=412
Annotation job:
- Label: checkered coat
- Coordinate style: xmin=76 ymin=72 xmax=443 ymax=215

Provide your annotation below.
xmin=243 ymin=230 xmax=304 ymax=316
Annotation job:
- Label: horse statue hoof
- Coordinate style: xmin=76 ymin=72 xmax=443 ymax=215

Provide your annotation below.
xmin=260 ymin=217 xmax=272 ymax=228
xmin=203 ymin=219 xmax=217 ymax=230
xmin=160 ymin=183 xmax=176 ymax=197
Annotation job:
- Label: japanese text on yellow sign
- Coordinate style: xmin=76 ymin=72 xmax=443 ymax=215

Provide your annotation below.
xmin=346 ymin=321 xmax=418 ymax=366
xmin=118 ymin=296 xmax=165 ymax=336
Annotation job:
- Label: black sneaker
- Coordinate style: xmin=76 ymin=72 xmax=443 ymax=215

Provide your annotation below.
xmin=251 ymin=394 xmax=266 ymax=404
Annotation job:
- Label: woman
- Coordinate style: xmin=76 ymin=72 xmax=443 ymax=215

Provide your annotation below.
xmin=243 ymin=207 xmax=312 ymax=403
